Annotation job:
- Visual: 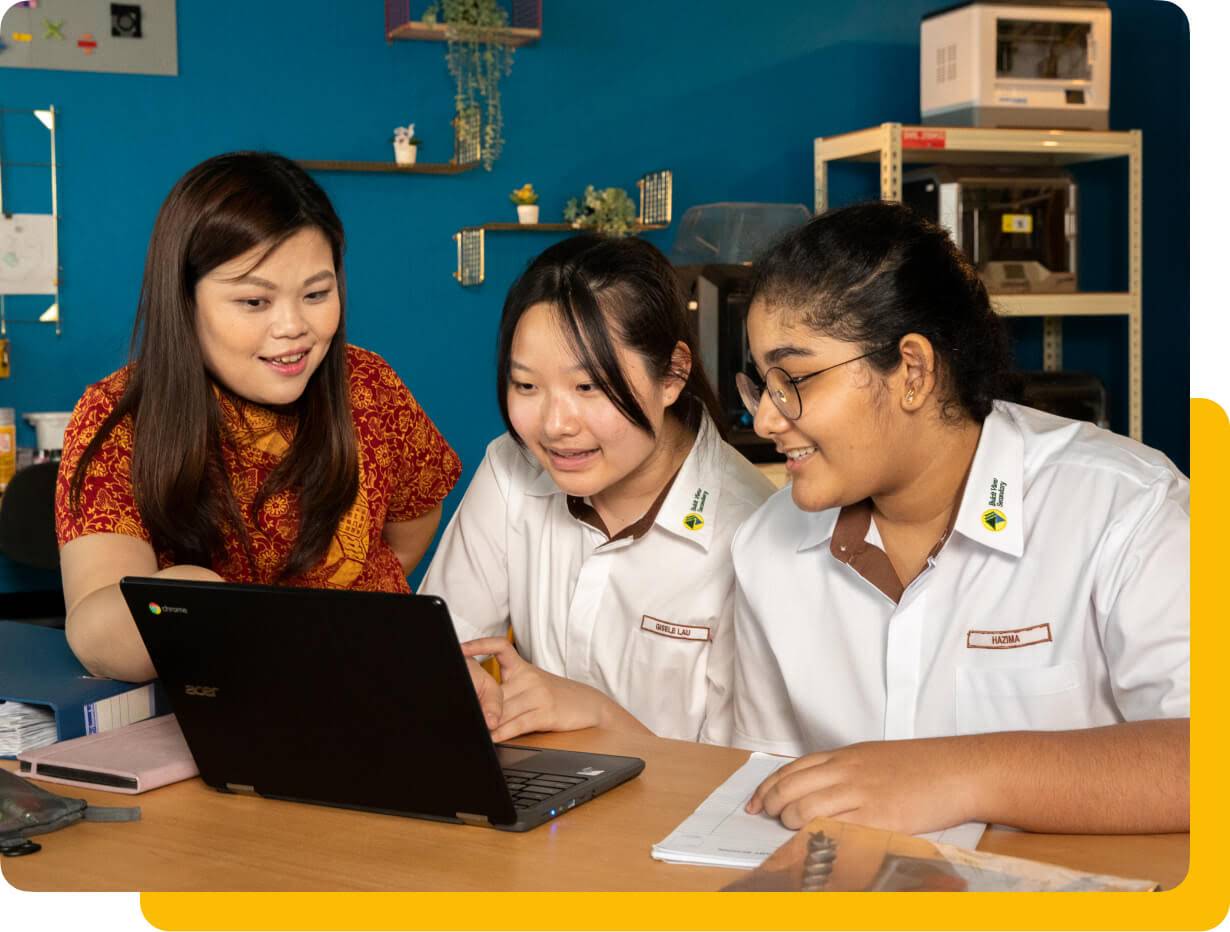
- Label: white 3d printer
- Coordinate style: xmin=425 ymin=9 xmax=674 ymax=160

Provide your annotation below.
xmin=921 ymin=0 xmax=1111 ymax=129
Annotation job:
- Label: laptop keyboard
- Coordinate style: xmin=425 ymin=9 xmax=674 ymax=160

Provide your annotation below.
xmin=502 ymin=768 xmax=586 ymax=810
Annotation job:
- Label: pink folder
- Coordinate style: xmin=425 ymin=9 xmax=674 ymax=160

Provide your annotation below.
xmin=17 ymin=714 xmax=198 ymax=794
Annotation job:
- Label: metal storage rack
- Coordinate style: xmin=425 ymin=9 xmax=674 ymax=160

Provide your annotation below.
xmin=814 ymin=123 xmax=1142 ymax=441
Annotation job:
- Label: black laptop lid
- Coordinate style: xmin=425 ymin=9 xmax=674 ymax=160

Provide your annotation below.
xmin=119 ymin=578 xmax=517 ymax=826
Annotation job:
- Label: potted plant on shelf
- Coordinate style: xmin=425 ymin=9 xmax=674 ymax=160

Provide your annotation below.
xmin=392 ymin=123 xmax=421 ymax=165
xmin=564 ymin=185 xmax=638 ymax=238
xmin=510 ymin=183 xmax=539 ymax=224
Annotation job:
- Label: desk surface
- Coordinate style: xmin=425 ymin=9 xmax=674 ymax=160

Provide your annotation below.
xmin=1 ymin=729 xmax=1188 ymax=892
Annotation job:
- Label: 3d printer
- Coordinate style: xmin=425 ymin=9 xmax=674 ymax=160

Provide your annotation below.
xmin=921 ymin=0 xmax=1111 ymax=130
xmin=903 ymin=165 xmax=1077 ymax=293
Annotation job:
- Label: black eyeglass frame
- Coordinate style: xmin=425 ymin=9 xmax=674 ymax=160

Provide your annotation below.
xmin=736 ymin=343 xmax=899 ymax=420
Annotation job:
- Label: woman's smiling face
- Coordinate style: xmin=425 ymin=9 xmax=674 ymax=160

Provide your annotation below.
xmin=193 ymin=227 xmax=340 ymax=407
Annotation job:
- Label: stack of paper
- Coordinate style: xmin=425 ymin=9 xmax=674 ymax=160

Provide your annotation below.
xmin=0 ymin=700 xmax=57 ymax=757
xmin=652 ymin=752 xmax=987 ymax=870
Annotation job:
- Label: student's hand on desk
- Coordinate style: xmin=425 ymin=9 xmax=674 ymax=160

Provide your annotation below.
xmin=461 ymin=637 xmax=615 ymax=742
xmin=745 ymin=737 xmax=976 ymax=834
xmin=465 ymin=657 xmax=504 ymax=730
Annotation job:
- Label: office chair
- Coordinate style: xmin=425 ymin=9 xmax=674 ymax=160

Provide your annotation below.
xmin=0 ymin=461 xmax=65 ymax=627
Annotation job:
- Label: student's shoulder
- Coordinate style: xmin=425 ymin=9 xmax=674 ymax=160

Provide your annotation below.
xmin=713 ymin=439 xmax=778 ymax=518
xmin=731 ymin=483 xmax=818 ymax=555
xmin=1007 ymin=402 xmax=1185 ymax=496
xmin=481 ymin=432 xmax=543 ymax=484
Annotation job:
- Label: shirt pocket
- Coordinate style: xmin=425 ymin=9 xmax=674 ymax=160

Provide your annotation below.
xmin=954 ymin=661 xmax=1081 ymax=735
xmin=625 ymin=616 xmax=712 ymax=734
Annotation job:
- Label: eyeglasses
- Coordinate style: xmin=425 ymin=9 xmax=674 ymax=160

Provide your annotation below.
xmin=735 ymin=344 xmax=897 ymax=421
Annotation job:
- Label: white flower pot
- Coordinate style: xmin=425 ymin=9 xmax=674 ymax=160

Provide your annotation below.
xmin=393 ymin=141 xmax=418 ymax=165
xmin=517 ymin=204 xmax=539 ymax=224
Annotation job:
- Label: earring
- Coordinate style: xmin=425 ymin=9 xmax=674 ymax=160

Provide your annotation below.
xmin=905 ymin=388 xmax=916 ymax=404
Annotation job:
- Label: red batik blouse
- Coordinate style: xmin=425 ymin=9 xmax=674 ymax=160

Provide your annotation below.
xmin=55 ymin=345 xmax=460 ymax=593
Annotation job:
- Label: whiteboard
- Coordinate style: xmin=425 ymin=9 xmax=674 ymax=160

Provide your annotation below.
xmin=0 ymin=214 xmax=58 ymax=296
xmin=0 ymin=0 xmax=177 ymax=76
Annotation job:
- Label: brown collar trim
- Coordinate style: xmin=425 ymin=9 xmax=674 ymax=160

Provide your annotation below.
xmin=926 ymin=501 xmax=959 ymax=562
xmin=830 ymin=500 xmax=904 ymax=604
xmin=831 ymin=469 xmax=971 ymax=604
xmin=567 ymin=463 xmax=683 ymax=543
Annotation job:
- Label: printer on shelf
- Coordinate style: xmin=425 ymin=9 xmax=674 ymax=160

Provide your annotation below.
xmin=903 ymin=164 xmax=1077 ymax=293
xmin=921 ymin=0 xmax=1111 ymax=130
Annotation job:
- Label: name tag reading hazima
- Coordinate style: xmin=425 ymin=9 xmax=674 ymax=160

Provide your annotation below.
xmin=966 ymin=623 xmax=1053 ymax=650
xmin=641 ymin=615 xmax=711 ymax=642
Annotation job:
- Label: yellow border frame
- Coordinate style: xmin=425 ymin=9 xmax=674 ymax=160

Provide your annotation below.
xmin=132 ymin=400 xmax=1224 ymax=930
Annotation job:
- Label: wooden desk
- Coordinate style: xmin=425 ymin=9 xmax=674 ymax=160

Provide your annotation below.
xmin=1 ymin=729 xmax=1188 ymax=891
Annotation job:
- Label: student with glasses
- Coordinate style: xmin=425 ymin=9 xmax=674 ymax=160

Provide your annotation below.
xmin=731 ymin=201 xmax=1189 ymax=835
xmin=420 ymin=235 xmax=775 ymax=744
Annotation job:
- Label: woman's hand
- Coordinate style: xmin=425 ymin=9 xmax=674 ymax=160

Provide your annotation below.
xmin=460 ymin=637 xmax=633 ymax=742
xmin=745 ymin=737 xmax=977 ymax=834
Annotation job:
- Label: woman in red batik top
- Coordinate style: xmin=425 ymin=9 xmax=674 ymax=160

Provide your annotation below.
xmin=55 ymin=152 xmax=466 ymax=687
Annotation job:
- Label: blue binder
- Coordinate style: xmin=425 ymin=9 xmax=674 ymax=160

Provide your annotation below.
xmin=0 ymin=621 xmax=161 ymax=758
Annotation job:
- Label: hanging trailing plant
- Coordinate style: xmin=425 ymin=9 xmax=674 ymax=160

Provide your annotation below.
xmin=427 ymin=0 xmax=516 ymax=170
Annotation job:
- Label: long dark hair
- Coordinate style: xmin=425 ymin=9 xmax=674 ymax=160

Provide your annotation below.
xmin=496 ymin=234 xmax=724 ymax=443
xmin=750 ymin=201 xmax=1017 ymax=421
xmin=70 ymin=151 xmax=358 ymax=580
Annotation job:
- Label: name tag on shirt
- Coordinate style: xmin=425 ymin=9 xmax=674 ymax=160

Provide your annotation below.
xmin=641 ymin=615 xmax=711 ymax=642
xmin=966 ymin=623 xmax=1052 ymax=649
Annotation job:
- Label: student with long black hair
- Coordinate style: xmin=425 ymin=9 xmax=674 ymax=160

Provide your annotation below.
xmin=421 ymin=235 xmax=775 ymax=744
xmin=56 ymin=152 xmax=466 ymax=688
xmin=732 ymin=201 xmax=1189 ymax=834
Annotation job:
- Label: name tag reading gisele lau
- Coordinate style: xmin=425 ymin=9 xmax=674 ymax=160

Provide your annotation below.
xmin=640 ymin=615 xmax=711 ymax=642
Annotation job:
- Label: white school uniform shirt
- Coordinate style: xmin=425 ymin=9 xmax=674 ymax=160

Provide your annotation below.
xmin=420 ymin=414 xmax=776 ymax=743
xmin=731 ymin=401 xmax=1190 ymax=757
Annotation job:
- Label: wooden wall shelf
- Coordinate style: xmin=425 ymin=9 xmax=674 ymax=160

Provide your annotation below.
xmin=472 ymin=222 xmax=668 ymax=233
xmin=387 ymin=21 xmax=541 ymax=46
xmin=384 ymin=0 xmax=544 ymax=46
xmin=297 ymin=159 xmax=478 ymax=175
xmin=453 ymin=170 xmax=674 ymax=286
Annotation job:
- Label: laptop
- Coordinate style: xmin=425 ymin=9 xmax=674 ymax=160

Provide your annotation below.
xmin=118 ymin=577 xmax=644 ymax=832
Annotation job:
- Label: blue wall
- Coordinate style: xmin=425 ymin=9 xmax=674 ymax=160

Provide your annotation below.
xmin=0 ymin=0 xmax=1189 ymax=588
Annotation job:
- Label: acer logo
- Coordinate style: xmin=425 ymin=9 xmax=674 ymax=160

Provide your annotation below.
xmin=184 ymin=685 xmax=219 ymax=698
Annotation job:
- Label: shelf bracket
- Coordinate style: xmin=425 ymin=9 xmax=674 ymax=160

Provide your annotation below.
xmin=454 ymin=228 xmax=485 ymax=287
xmin=637 ymin=170 xmax=672 ymax=226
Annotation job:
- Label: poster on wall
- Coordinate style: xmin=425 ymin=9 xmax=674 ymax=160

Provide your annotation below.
xmin=0 ymin=214 xmax=57 ymax=296
xmin=0 ymin=0 xmax=177 ymax=75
